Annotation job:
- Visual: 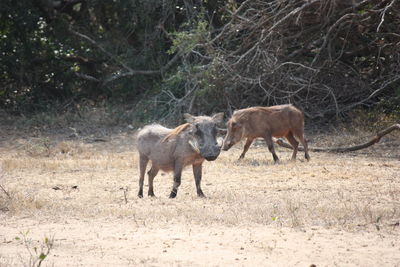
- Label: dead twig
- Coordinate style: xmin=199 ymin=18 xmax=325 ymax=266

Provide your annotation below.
xmin=0 ymin=184 xmax=11 ymax=200
xmin=376 ymin=0 xmax=397 ymax=32
xmin=0 ymin=170 xmax=11 ymax=200
xmin=120 ymin=187 xmax=129 ymax=204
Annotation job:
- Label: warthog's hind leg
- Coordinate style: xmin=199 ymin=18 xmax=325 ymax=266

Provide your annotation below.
xmin=293 ymin=129 xmax=310 ymax=161
xmin=286 ymin=132 xmax=299 ymax=161
xmin=138 ymin=154 xmax=149 ymax=198
xmin=264 ymin=134 xmax=279 ymax=163
xmin=147 ymin=166 xmax=159 ymax=197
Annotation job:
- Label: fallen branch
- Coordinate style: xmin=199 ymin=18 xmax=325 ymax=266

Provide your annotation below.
xmin=275 ymin=124 xmax=400 ymax=152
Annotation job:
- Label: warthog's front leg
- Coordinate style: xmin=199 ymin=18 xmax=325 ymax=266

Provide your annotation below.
xmin=192 ymin=164 xmax=205 ymax=197
xmin=169 ymin=162 xmax=183 ymax=198
xmin=239 ymin=138 xmax=254 ymax=160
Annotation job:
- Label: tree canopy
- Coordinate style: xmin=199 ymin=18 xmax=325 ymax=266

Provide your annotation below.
xmin=1 ymin=0 xmax=399 ymax=121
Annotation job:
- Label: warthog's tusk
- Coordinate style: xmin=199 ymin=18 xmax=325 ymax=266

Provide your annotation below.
xmin=217 ymin=127 xmax=227 ymax=134
xmin=188 ymin=139 xmax=200 ymax=153
xmin=217 ymin=137 xmax=224 ymax=148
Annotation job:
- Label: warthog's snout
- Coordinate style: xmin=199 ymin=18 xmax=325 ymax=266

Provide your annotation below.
xmin=201 ymin=146 xmax=221 ymax=161
xmin=202 ymin=151 xmax=221 ymax=161
xmin=204 ymin=155 xmax=219 ymax=161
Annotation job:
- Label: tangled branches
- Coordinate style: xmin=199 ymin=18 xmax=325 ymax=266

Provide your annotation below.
xmin=165 ymin=0 xmax=400 ymax=120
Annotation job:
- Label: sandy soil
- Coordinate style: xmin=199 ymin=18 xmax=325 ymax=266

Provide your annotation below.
xmin=0 ymin=128 xmax=399 ymax=266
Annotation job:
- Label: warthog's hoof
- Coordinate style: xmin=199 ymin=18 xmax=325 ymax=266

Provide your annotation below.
xmin=169 ymin=190 xmax=177 ymax=198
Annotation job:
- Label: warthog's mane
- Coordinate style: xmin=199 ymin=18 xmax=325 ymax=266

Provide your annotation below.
xmin=162 ymin=123 xmax=191 ymax=142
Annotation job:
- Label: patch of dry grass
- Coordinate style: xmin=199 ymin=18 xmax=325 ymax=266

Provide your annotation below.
xmin=0 ymin=169 xmax=46 ymax=216
xmin=1 ymin=132 xmax=399 ymax=232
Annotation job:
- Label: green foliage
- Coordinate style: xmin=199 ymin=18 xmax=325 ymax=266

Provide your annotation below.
xmin=376 ymin=97 xmax=400 ymax=117
xmin=0 ymin=0 xmax=182 ymax=112
xmin=14 ymin=231 xmax=55 ymax=267
xmin=0 ymin=0 xmax=80 ymax=111
xmin=168 ymin=18 xmax=209 ymax=55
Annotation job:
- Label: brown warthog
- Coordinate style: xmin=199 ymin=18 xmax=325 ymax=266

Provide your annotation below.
xmin=222 ymin=104 xmax=310 ymax=162
xmin=137 ymin=113 xmax=224 ymax=198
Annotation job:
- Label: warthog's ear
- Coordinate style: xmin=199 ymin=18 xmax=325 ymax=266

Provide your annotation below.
xmin=212 ymin=112 xmax=224 ymax=124
xmin=183 ymin=113 xmax=195 ymax=123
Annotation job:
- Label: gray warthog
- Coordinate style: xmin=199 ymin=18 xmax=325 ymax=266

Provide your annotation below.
xmin=222 ymin=104 xmax=310 ymax=162
xmin=137 ymin=113 xmax=224 ymax=198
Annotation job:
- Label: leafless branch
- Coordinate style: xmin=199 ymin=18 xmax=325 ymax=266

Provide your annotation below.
xmin=266 ymin=0 xmax=321 ymax=38
xmin=70 ymin=29 xmax=133 ymax=72
xmin=208 ymin=0 xmax=253 ymax=44
xmin=74 ymin=72 xmax=100 ymax=82
xmin=311 ymin=13 xmax=358 ymax=65
xmin=70 ymin=29 xmax=181 ymax=85
xmin=377 ymin=0 xmax=397 ymax=32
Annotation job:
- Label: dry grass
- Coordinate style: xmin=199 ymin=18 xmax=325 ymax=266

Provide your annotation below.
xmin=0 ymin=127 xmax=399 ymax=266
xmin=1 ymin=131 xmax=399 ymax=228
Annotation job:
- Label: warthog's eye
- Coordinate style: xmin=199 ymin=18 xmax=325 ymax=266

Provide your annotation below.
xmin=194 ymin=124 xmax=202 ymax=136
xmin=231 ymin=121 xmax=241 ymax=129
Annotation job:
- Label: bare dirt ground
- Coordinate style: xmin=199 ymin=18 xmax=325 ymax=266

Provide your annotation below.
xmin=0 ymin=125 xmax=399 ymax=266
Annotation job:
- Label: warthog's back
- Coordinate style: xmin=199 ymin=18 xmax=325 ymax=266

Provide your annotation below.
xmin=137 ymin=124 xmax=172 ymax=155
xmin=235 ymin=104 xmax=299 ymax=116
